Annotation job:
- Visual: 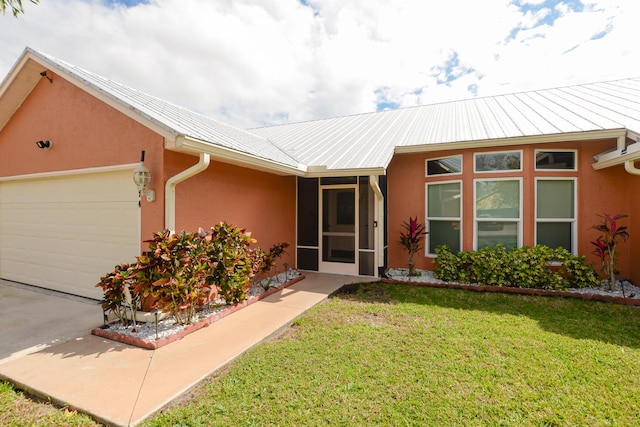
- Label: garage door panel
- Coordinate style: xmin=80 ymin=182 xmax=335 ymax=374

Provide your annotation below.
xmin=0 ymin=169 xmax=140 ymax=299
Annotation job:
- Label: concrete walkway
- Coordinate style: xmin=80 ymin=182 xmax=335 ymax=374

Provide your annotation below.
xmin=0 ymin=272 xmax=368 ymax=426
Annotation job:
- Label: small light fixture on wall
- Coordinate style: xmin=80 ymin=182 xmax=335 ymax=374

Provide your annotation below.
xmin=133 ymin=150 xmax=156 ymax=205
xmin=39 ymin=71 xmax=53 ymax=83
xmin=35 ymin=140 xmax=52 ymax=149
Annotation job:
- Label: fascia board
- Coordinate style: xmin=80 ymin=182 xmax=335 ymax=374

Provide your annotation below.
xmin=394 ymin=129 xmax=627 ymax=154
xmin=592 ymin=140 xmax=640 ymax=170
xmin=0 ymin=51 xmax=35 ymax=99
xmin=0 ymin=54 xmax=42 ymax=130
xmin=173 ymin=136 xmax=387 ymax=178
xmin=303 ymin=167 xmax=386 ymax=178
xmin=174 ymin=136 xmax=308 ymax=176
xmin=0 ymin=163 xmax=138 ymax=182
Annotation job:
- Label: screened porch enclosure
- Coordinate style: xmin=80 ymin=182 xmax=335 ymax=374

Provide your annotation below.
xmin=296 ymin=176 xmax=386 ymax=276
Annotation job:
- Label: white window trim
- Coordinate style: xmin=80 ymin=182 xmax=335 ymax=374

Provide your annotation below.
xmin=534 ymin=177 xmax=578 ymax=254
xmin=473 ymin=149 xmax=523 ymax=173
xmin=473 ymin=177 xmax=523 ymax=250
xmin=425 ymin=180 xmax=463 ymax=256
xmin=425 ymin=154 xmax=463 ymax=177
xmin=534 ymin=149 xmax=578 ymax=172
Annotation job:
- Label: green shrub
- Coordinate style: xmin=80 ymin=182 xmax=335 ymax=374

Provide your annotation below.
xmin=551 ymin=247 xmax=600 ymax=289
xmin=469 ymin=245 xmax=511 ymax=287
xmin=434 ymin=245 xmax=599 ymax=290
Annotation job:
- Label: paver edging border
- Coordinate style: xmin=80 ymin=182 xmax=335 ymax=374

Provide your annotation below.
xmin=381 ymin=278 xmax=640 ymax=306
xmin=91 ymin=274 xmax=305 ymax=350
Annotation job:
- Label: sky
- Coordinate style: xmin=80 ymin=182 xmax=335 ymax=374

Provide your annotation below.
xmin=0 ymin=0 xmax=638 ymax=129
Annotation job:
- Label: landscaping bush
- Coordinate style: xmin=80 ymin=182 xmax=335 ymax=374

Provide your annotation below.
xmin=129 ymin=229 xmax=211 ymax=325
xmin=205 ymin=222 xmax=257 ymax=305
xmin=96 ymin=263 xmax=136 ymax=323
xmin=251 ymin=242 xmax=290 ymax=290
xmin=434 ymin=245 xmax=599 ymax=290
xmin=97 ymin=222 xmax=282 ymax=325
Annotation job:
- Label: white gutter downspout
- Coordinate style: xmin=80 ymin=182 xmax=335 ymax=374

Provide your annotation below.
xmin=624 ymin=160 xmax=640 ymax=175
xmin=369 ymin=176 xmax=385 ymax=275
xmin=165 ymin=153 xmax=211 ymax=231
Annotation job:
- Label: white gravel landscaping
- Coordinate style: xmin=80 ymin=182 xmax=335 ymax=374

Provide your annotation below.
xmin=385 ymin=268 xmax=640 ymax=299
xmin=100 ymin=270 xmax=301 ymax=342
xmin=102 ymin=268 xmax=639 ymax=344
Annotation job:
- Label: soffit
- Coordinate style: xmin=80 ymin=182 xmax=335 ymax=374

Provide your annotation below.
xmin=0 ymin=57 xmax=42 ymax=130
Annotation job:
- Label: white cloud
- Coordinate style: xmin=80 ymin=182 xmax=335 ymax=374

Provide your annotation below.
xmin=0 ymin=0 xmax=638 ymax=128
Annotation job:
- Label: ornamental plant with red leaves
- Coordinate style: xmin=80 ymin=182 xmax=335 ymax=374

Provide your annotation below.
xmin=399 ymin=216 xmax=428 ymax=277
xmin=591 ymin=213 xmax=629 ymax=291
xmin=97 ymin=222 xmax=281 ymax=325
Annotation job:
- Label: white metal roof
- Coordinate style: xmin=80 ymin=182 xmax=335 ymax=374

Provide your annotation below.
xmin=2 ymin=47 xmax=639 ymax=175
xmin=1 ymin=48 xmax=300 ymax=169
xmin=250 ymin=78 xmax=640 ymax=171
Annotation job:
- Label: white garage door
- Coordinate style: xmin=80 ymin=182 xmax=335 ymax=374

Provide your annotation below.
xmin=0 ymin=169 xmax=140 ymax=300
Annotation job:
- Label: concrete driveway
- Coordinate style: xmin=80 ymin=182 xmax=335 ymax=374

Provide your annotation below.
xmin=0 ymin=280 xmax=103 ymax=364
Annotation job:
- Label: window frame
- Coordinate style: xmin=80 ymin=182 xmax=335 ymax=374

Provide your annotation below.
xmin=473 ymin=177 xmax=523 ymax=250
xmin=534 ymin=177 xmax=578 ymax=254
xmin=473 ymin=150 xmax=523 ymax=173
xmin=425 ymin=179 xmax=463 ymax=255
xmin=425 ymin=154 xmax=463 ymax=177
xmin=534 ymin=149 xmax=578 ymax=172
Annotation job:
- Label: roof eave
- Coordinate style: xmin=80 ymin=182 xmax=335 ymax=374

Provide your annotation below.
xmin=394 ymin=129 xmax=627 ymax=155
xmin=305 ymin=165 xmax=386 ymax=177
xmin=592 ymin=130 xmax=640 ymax=170
xmin=0 ymin=50 xmax=42 ymax=130
xmin=21 ymin=49 xmax=179 ymax=141
xmin=171 ymin=135 xmax=308 ymax=176
xmin=171 ymin=136 xmax=387 ymax=177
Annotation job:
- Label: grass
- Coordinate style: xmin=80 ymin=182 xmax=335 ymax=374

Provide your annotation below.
xmin=2 ymin=282 xmax=640 ymax=426
xmin=144 ymin=283 xmax=640 ymax=426
xmin=0 ymin=381 xmax=96 ymax=426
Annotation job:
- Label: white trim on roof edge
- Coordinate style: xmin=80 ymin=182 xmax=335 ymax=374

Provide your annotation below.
xmin=592 ymin=141 xmax=640 ymax=170
xmin=172 ymin=136 xmax=307 ymax=176
xmin=0 ymin=163 xmax=139 ymax=182
xmin=394 ymin=129 xmax=627 ymax=155
xmin=171 ymin=136 xmax=387 ymax=178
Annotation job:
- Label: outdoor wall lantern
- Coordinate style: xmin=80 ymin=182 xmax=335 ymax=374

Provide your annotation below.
xmin=133 ymin=150 xmax=156 ymax=204
xmin=39 ymin=71 xmax=53 ymax=83
xmin=35 ymin=140 xmax=52 ymax=149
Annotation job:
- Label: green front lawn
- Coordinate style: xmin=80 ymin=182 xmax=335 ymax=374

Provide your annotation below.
xmin=2 ymin=283 xmax=639 ymax=426
xmin=0 ymin=381 xmax=96 ymax=426
xmin=146 ymin=283 xmax=640 ymax=426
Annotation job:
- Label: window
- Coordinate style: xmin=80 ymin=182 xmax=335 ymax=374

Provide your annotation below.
xmin=475 ymin=179 xmax=521 ymax=249
xmin=426 ymin=181 xmax=461 ymax=253
xmin=535 ymin=150 xmax=576 ymax=171
xmin=536 ymin=179 xmax=576 ymax=252
xmin=426 ymin=155 xmax=462 ymax=176
xmin=474 ymin=150 xmax=522 ymax=172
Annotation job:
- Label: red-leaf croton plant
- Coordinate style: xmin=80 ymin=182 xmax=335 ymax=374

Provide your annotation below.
xmin=591 ymin=213 xmax=629 ymax=291
xmin=399 ymin=216 xmax=428 ymax=277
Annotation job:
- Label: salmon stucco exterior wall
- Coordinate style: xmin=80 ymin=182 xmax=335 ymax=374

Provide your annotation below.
xmin=0 ymin=71 xmax=297 ymax=268
xmin=164 ymin=151 xmax=296 ymax=267
xmin=626 ymin=166 xmax=640 ymax=285
xmin=0 ymin=73 xmax=164 ymax=176
xmin=387 ymin=139 xmax=637 ymax=284
xmin=0 ymin=72 xmax=166 ymax=250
